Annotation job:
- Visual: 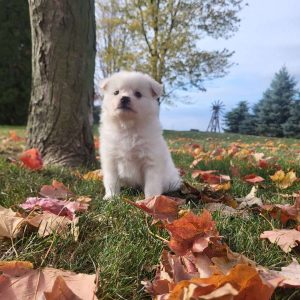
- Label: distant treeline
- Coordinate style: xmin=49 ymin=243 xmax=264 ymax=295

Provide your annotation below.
xmin=0 ymin=1 xmax=31 ymax=125
xmin=223 ymin=67 xmax=300 ymax=138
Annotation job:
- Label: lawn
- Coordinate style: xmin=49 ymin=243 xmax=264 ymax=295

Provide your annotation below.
xmin=1 ymin=127 xmax=300 ymax=299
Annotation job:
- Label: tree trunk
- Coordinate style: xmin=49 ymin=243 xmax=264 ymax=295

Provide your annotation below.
xmin=27 ymin=0 xmax=97 ymax=167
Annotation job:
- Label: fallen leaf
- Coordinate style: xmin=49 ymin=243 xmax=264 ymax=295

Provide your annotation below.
xmin=276 ymin=259 xmax=300 ymax=287
xmin=165 ymin=210 xmax=220 ymax=256
xmin=44 ymin=275 xmax=81 ymax=300
xmin=204 ymin=203 xmax=250 ymax=219
xmin=20 ymin=197 xmax=87 ymax=220
xmin=9 ymin=131 xmax=23 ymax=142
xmin=0 ymin=261 xmax=98 ymax=300
xmin=270 ymin=170 xmax=297 ymax=189
xmin=40 ymin=180 xmax=74 ymax=199
xmin=168 ymin=264 xmax=274 ymax=300
xmin=83 ymin=169 xmax=103 ymax=181
xmin=236 ymin=186 xmax=263 ymax=209
xmin=0 ymin=205 xmax=25 ymax=238
xmin=260 ymin=197 xmax=300 ymax=225
xmin=243 ymin=174 xmax=265 ymax=184
xmin=260 ymin=229 xmax=300 ymax=253
xmin=19 ymin=148 xmax=43 ymax=170
xmin=127 ymin=195 xmax=185 ymax=223
xmin=27 ymin=212 xmax=76 ymax=237
xmin=192 ymin=170 xmax=218 ymax=179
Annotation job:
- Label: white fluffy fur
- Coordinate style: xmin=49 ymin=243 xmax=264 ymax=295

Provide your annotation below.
xmin=100 ymin=71 xmax=181 ymax=199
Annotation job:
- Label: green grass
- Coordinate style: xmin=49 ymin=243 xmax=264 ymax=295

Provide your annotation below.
xmin=1 ymin=127 xmax=300 ymax=299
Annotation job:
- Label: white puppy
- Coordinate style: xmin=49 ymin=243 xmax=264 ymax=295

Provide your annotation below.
xmin=100 ymin=71 xmax=181 ymax=199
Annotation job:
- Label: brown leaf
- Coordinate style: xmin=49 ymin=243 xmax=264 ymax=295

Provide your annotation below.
xmin=44 ymin=276 xmax=81 ymax=300
xmin=0 ymin=262 xmax=97 ymax=300
xmin=0 ymin=205 xmax=25 ymax=238
xmin=260 ymin=197 xmax=300 ymax=225
xmin=236 ymin=186 xmax=263 ymax=209
xmin=204 ymin=203 xmax=250 ymax=219
xmin=127 ymin=195 xmax=185 ymax=223
xmin=40 ymin=180 xmax=74 ymax=199
xmin=27 ymin=212 xmax=76 ymax=238
xmin=192 ymin=170 xmax=218 ymax=180
xmin=260 ymin=229 xmax=300 ymax=253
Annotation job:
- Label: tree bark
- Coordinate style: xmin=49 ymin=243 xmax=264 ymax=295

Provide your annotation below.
xmin=27 ymin=0 xmax=97 ymax=167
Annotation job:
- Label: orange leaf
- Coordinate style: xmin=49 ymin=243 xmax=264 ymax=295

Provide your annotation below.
xmin=168 ymin=264 xmax=274 ymax=300
xmin=166 ymin=210 xmax=219 ymax=256
xmin=19 ymin=148 xmax=43 ymax=170
xmin=127 ymin=195 xmax=185 ymax=223
xmin=9 ymin=131 xmax=23 ymax=142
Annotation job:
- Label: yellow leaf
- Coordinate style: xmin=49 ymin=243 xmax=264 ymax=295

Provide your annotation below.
xmin=83 ymin=169 xmax=103 ymax=181
xmin=270 ymin=170 xmax=297 ymax=189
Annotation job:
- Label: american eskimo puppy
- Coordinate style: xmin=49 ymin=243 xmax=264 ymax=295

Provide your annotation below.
xmin=100 ymin=71 xmax=181 ymax=199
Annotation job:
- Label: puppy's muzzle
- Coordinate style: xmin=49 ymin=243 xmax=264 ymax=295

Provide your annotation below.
xmin=117 ymin=96 xmax=133 ymax=111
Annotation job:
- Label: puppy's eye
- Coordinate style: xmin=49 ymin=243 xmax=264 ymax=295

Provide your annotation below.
xmin=114 ymin=90 xmax=119 ymax=95
xmin=134 ymin=91 xmax=142 ymax=98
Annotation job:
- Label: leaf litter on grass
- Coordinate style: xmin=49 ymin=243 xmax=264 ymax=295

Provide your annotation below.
xmin=2 ymin=129 xmax=300 ymax=299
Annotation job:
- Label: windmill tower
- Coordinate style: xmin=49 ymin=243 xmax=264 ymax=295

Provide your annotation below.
xmin=207 ymin=100 xmax=224 ymax=132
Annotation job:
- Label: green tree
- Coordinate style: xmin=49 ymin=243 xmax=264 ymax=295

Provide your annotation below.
xmin=256 ymin=67 xmax=298 ymax=137
xmin=283 ymin=99 xmax=300 ymax=138
xmin=96 ymin=0 xmax=244 ymax=102
xmin=223 ymin=101 xmax=254 ymax=134
xmin=0 ymin=1 xmax=31 ymax=124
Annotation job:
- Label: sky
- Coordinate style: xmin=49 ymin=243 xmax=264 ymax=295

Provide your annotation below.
xmin=160 ymin=0 xmax=300 ymax=131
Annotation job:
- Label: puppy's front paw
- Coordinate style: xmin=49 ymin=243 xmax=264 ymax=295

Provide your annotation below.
xmin=103 ymin=193 xmax=114 ymax=200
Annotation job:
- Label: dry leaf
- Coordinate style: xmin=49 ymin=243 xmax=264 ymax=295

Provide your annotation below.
xmin=260 ymin=197 xmax=300 ymax=225
xmin=204 ymin=203 xmax=250 ymax=219
xmin=260 ymin=229 xmax=300 ymax=253
xmin=236 ymin=186 xmax=263 ymax=209
xmin=127 ymin=195 xmax=185 ymax=223
xmin=40 ymin=180 xmax=74 ymax=199
xmin=0 ymin=261 xmax=98 ymax=300
xmin=165 ymin=210 xmax=220 ymax=256
xmin=270 ymin=170 xmax=297 ymax=189
xmin=27 ymin=212 xmax=76 ymax=237
xmin=20 ymin=197 xmax=88 ymax=220
xmin=168 ymin=264 xmax=274 ymax=300
xmin=0 ymin=205 xmax=25 ymax=238
xmin=44 ymin=276 xmax=81 ymax=300
xmin=83 ymin=169 xmax=103 ymax=181
xmin=8 ymin=131 xmax=23 ymax=142
xmin=243 ymin=174 xmax=265 ymax=184
xmin=276 ymin=259 xmax=300 ymax=287
xmin=19 ymin=148 xmax=43 ymax=170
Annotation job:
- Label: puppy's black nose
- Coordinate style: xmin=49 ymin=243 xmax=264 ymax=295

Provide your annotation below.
xmin=120 ymin=96 xmax=130 ymax=106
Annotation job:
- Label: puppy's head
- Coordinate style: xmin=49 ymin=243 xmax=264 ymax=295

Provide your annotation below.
xmin=100 ymin=71 xmax=163 ymax=120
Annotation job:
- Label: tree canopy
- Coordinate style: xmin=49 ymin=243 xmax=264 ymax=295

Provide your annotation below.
xmin=96 ymin=0 xmax=244 ymax=102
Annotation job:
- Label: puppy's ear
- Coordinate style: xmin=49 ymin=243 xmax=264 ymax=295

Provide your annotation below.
xmin=100 ymin=78 xmax=109 ymax=91
xmin=148 ymin=77 xmax=163 ymax=98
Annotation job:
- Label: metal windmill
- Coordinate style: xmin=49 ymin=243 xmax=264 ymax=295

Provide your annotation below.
xmin=207 ymin=100 xmax=225 ymax=133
